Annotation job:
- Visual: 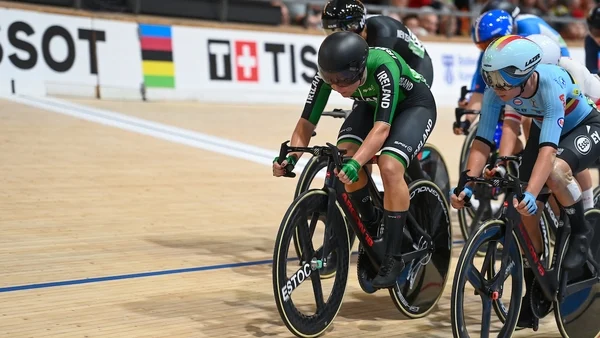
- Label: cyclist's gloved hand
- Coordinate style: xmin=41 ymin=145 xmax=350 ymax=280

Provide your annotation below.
xmin=338 ymin=159 xmax=361 ymax=184
xmin=514 ymin=191 xmax=537 ymax=216
xmin=450 ymin=185 xmax=473 ymax=209
xmin=272 ymin=155 xmax=297 ymax=177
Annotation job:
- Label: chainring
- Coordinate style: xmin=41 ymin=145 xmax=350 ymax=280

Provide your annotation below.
xmin=357 ymin=245 xmax=378 ymax=294
xmin=530 ymin=277 xmax=553 ymax=319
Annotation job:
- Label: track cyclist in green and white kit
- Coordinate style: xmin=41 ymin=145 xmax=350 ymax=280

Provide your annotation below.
xmin=272 ymin=31 xmax=437 ymax=288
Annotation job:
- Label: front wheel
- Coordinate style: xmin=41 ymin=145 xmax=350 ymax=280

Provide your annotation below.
xmin=451 ymin=219 xmax=523 ymax=338
xmin=273 ymin=189 xmax=351 ymax=338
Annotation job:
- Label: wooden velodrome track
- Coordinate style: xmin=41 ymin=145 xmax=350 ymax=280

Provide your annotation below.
xmin=0 ymin=2 xmax=591 ymax=336
xmin=0 ymin=94 xmax=581 ymax=337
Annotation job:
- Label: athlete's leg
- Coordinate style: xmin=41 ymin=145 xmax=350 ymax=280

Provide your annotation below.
xmin=514 ymin=122 xmax=544 ymax=254
xmin=515 ymin=122 xmax=546 ymax=328
xmin=498 ymin=115 xmax=521 ymax=157
xmin=522 ymin=116 xmax=533 ymax=141
xmin=502 ymin=106 xmax=524 ymax=155
xmin=550 ymin=110 xmax=600 ymax=269
xmin=337 ymin=102 xmax=379 ymax=227
xmin=372 ymin=104 xmax=437 ymax=288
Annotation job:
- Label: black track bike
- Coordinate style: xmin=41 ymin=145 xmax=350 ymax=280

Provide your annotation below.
xmin=451 ymin=164 xmax=600 ymax=338
xmin=272 ymin=141 xmax=452 ymax=337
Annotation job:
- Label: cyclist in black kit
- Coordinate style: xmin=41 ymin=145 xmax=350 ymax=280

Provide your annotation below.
xmin=321 ymin=0 xmax=434 ymax=87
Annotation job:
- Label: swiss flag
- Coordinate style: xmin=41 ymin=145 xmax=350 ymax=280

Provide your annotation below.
xmin=235 ymin=41 xmax=259 ymax=82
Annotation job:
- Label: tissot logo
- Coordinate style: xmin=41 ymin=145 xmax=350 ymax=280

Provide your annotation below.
xmin=207 ymin=39 xmax=318 ymax=84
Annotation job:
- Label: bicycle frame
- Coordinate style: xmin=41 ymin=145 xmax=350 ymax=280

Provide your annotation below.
xmin=322 ymin=155 xmax=433 ymax=269
xmin=496 ymin=195 xmax=565 ymax=302
xmin=277 ymin=141 xmax=433 ymax=272
xmin=459 ymin=170 xmax=600 ymax=305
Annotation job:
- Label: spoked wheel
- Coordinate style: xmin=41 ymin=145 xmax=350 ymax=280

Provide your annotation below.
xmin=388 ymin=179 xmax=452 ymax=318
xmin=273 ymin=189 xmax=351 ymax=338
xmin=292 ymin=156 xmax=347 ymax=279
xmin=555 ymin=209 xmax=600 ymax=338
xmin=451 ymin=219 xmax=524 ymax=338
xmin=417 ymin=144 xmax=451 ymax=204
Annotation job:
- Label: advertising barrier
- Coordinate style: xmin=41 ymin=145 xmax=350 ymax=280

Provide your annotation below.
xmin=0 ymin=7 xmax=588 ymax=108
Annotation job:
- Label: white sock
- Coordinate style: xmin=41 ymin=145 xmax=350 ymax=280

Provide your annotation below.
xmin=582 ymin=188 xmax=594 ymax=210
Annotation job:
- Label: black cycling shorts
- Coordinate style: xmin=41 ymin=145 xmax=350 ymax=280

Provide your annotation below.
xmin=337 ymin=101 xmax=437 ymax=168
xmin=519 ymin=109 xmax=600 ymax=183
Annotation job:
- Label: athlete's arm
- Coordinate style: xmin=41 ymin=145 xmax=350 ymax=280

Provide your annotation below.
xmin=526 ymin=77 xmax=564 ymax=197
xmin=352 ymin=63 xmax=398 ymax=165
xmin=291 ymin=73 xmax=332 ymax=159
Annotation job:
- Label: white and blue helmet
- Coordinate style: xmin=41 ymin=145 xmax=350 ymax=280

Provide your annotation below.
xmin=481 ymin=35 xmax=543 ymax=90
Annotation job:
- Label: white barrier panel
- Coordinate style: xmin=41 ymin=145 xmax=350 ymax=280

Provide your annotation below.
xmin=94 ymin=19 xmax=144 ymax=100
xmin=0 ymin=7 xmax=588 ymax=108
xmin=0 ymin=8 xmax=98 ymax=96
xmin=167 ymin=25 xmax=351 ymax=106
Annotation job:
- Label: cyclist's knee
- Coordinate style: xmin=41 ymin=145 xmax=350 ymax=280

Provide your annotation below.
xmin=547 ymin=158 xmax=581 ymax=206
xmin=378 ymin=153 xmax=406 ymax=185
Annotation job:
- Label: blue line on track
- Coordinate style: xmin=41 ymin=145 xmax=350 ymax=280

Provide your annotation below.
xmin=0 ymin=240 xmax=465 ymax=293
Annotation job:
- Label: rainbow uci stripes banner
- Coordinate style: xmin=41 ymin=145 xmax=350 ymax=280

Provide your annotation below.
xmin=139 ymin=24 xmax=175 ymax=88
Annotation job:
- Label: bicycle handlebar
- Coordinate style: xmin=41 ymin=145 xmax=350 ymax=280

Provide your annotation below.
xmin=277 ymin=140 xmax=347 ymax=179
xmin=456 ymin=170 xmax=524 ymax=201
xmin=454 ymin=155 xmax=524 ymax=206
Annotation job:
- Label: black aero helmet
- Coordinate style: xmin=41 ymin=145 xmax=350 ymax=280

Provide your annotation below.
xmin=321 ymin=0 xmax=367 ymax=35
xmin=480 ymin=0 xmax=520 ymax=18
xmin=587 ymin=5 xmax=600 ymax=30
xmin=318 ymin=31 xmax=369 ymax=86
